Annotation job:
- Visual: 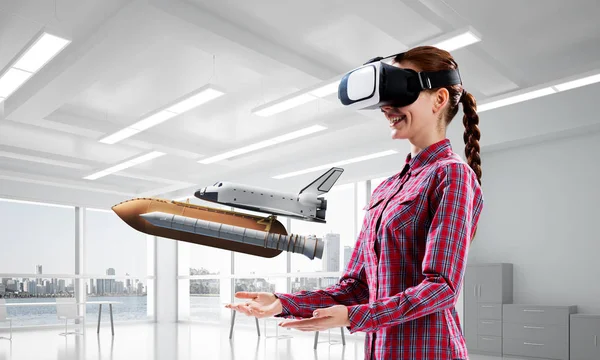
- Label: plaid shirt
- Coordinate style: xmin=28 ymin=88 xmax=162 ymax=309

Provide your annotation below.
xmin=275 ymin=139 xmax=483 ymax=360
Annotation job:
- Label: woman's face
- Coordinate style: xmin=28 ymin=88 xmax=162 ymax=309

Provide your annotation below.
xmin=380 ymin=61 xmax=446 ymax=141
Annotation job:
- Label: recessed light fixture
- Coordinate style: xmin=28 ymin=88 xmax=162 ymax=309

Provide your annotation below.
xmin=0 ymin=31 xmax=70 ymax=100
xmin=431 ymin=28 xmax=481 ymax=52
xmin=478 ymin=87 xmax=557 ymax=112
xmin=273 ymin=150 xmax=398 ymax=179
xmin=84 ymin=151 xmax=165 ymax=180
xmin=476 ymin=70 xmax=600 ymax=112
xmin=100 ymin=85 xmax=225 ymax=144
xmin=554 ymin=73 xmax=600 ymax=92
xmin=199 ymin=125 xmax=327 ymax=164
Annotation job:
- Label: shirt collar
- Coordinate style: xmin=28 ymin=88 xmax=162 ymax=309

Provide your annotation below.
xmin=405 ymin=138 xmax=453 ymax=175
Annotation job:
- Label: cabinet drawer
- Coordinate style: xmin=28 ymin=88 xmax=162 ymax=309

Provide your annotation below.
xmin=503 ymin=305 xmax=575 ymax=325
xmin=478 ymin=303 xmax=502 ymax=320
xmin=503 ymin=337 xmax=569 ymax=360
xmin=478 ymin=319 xmax=501 ymax=336
xmin=503 ymin=322 xmax=568 ymax=343
xmin=478 ymin=335 xmax=501 ymax=354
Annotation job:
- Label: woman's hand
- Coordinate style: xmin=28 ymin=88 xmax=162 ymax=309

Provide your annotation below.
xmin=225 ymin=292 xmax=282 ymax=319
xmin=278 ymin=305 xmax=350 ymax=331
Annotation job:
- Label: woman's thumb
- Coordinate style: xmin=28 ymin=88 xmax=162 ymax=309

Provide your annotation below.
xmin=235 ymin=291 xmax=257 ymax=299
xmin=313 ymin=308 xmax=330 ymax=318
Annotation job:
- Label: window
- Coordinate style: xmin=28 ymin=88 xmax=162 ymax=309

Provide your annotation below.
xmin=290 ymin=184 xmax=356 ymax=275
xmin=0 ymin=199 xmax=75 ymax=274
xmin=177 ymin=197 xmax=233 ymax=323
xmin=234 ymin=210 xmax=288 ymax=277
xmin=0 ymin=199 xmax=76 ymax=327
xmin=85 ymin=208 xmax=151 ymax=321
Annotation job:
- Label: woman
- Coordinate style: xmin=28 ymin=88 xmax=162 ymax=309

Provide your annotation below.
xmin=226 ymin=46 xmax=483 ymax=360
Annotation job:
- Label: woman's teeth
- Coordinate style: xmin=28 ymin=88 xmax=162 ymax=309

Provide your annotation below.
xmin=389 ymin=115 xmax=406 ymax=125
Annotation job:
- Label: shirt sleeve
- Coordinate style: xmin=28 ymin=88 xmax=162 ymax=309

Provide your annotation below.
xmin=274 ymin=232 xmax=370 ymax=319
xmin=346 ymin=162 xmax=483 ymax=333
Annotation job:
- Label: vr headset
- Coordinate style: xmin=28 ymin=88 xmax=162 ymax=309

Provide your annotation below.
xmin=338 ymin=52 xmax=463 ymax=110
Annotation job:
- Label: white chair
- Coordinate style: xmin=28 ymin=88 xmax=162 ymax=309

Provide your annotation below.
xmin=56 ymin=298 xmax=84 ymax=336
xmin=0 ymin=299 xmax=11 ymax=341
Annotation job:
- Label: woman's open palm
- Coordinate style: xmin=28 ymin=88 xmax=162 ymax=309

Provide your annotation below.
xmin=225 ymin=292 xmax=282 ymax=319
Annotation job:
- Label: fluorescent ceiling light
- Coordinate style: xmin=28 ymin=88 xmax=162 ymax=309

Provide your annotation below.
xmin=84 ymin=151 xmax=165 ymax=180
xmin=0 ymin=31 xmax=70 ymax=100
xmin=167 ymin=88 xmax=224 ymax=113
xmin=254 ymin=93 xmax=315 ymax=117
xmin=308 ymin=81 xmax=340 ymax=98
xmin=273 ymin=150 xmax=398 ymax=179
xmin=99 ymin=86 xmax=224 ymax=144
xmin=252 ymin=78 xmax=342 ymax=117
xmin=0 ymin=68 xmax=33 ymax=98
xmin=199 ymin=125 xmax=327 ymax=164
xmin=432 ymin=30 xmax=481 ymax=52
xmin=130 ymin=110 xmax=178 ymax=131
xmin=554 ymin=73 xmax=600 ymax=91
xmin=12 ymin=33 xmax=70 ymax=73
xmin=478 ymin=87 xmax=557 ymax=112
xmin=99 ymin=127 xmax=141 ymax=145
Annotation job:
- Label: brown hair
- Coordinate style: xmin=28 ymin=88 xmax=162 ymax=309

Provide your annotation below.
xmin=394 ymin=46 xmax=482 ymax=185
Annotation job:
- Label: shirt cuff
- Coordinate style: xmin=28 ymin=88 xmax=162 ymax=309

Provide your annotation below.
xmin=347 ymin=304 xmax=377 ymax=333
xmin=273 ymin=292 xmax=293 ymax=318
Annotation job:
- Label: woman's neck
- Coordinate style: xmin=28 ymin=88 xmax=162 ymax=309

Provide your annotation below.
xmin=410 ymin=132 xmax=445 ymax=158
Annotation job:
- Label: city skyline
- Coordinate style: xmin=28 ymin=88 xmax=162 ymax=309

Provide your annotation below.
xmin=0 ymin=263 xmax=146 ymax=299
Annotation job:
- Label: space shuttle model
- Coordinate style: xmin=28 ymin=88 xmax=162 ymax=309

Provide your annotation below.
xmin=195 ymin=167 xmax=344 ymax=223
xmin=111 ymin=168 xmax=344 ymax=260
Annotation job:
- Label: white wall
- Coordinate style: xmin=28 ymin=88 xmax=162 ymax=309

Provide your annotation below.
xmin=468 ymin=130 xmax=600 ymax=314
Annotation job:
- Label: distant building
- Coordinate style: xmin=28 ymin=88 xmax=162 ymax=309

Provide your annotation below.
xmin=343 ymin=246 xmax=353 ymax=269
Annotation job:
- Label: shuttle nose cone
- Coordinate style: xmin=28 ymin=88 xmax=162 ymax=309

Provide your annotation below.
xmin=194 ymin=187 xmax=218 ymax=202
xmin=111 ymin=198 xmax=152 ymax=232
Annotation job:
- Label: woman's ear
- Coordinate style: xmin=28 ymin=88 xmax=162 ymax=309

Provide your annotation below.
xmin=432 ymin=88 xmax=450 ymax=114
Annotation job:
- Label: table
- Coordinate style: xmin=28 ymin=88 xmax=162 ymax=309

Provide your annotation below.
xmin=1 ymin=301 xmax=121 ymax=336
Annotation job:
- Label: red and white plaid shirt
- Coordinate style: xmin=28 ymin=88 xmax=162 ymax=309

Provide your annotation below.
xmin=276 ymin=139 xmax=484 ymax=360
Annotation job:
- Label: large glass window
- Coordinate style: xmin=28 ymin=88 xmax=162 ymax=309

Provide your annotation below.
xmin=0 ymin=199 xmax=75 ymax=274
xmin=290 ymin=184 xmax=355 ymax=277
xmin=233 ymin=210 xmax=287 ymax=277
xmin=84 ymin=208 xmax=150 ymax=322
xmin=0 ymin=199 xmax=76 ymax=327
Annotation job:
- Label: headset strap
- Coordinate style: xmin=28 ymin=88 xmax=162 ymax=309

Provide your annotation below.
xmin=416 ymin=69 xmax=462 ymax=90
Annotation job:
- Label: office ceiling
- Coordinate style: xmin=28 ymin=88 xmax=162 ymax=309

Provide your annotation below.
xmin=0 ymin=0 xmax=599 ymax=209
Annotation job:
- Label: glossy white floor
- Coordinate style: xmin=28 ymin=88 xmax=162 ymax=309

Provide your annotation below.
xmin=0 ymin=322 xmax=530 ymax=360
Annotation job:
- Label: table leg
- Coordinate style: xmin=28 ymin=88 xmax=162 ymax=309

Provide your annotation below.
xmin=229 ymin=310 xmax=236 ymax=339
xmin=109 ymin=304 xmax=114 ymax=336
xmin=97 ymin=304 xmax=102 ymax=334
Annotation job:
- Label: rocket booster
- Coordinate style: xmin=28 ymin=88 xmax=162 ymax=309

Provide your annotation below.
xmin=141 ymin=212 xmax=323 ymax=259
xmin=111 ymin=197 xmax=323 ymax=259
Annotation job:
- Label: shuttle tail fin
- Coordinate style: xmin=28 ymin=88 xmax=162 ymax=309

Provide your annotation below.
xmin=298 ymin=167 xmax=344 ymax=195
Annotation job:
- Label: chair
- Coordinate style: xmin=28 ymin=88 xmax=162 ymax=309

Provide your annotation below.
xmin=0 ymin=299 xmax=11 ymax=341
xmin=56 ymin=298 xmax=84 ymax=336
xmin=314 ymin=327 xmax=346 ymax=349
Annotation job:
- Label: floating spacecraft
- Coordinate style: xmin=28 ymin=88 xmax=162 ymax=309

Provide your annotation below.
xmin=112 ymin=197 xmax=324 ymax=259
xmin=194 ymin=167 xmax=344 ymax=223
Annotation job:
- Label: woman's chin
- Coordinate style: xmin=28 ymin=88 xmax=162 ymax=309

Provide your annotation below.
xmin=390 ymin=128 xmax=408 ymax=140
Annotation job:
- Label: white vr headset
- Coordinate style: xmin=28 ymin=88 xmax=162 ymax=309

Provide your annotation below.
xmin=338 ymin=52 xmax=463 ymax=110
